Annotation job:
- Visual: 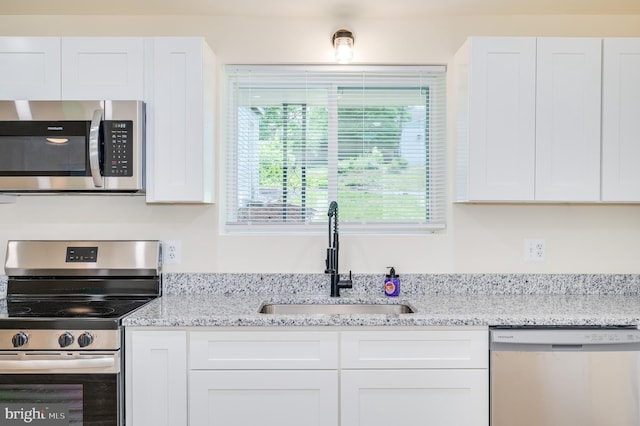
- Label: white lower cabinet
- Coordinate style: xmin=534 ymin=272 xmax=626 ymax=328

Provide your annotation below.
xmin=341 ymin=369 xmax=488 ymax=426
xmin=189 ymin=370 xmax=338 ymax=426
xmin=188 ymin=330 xmax=339 ymax=426
xmin=127 ymin=327 xmax=488 ymax=426
xmin=340 ymin=329 xmax=488 ymax=426
xmin=125 ymin=330 xmax=188 ymax=426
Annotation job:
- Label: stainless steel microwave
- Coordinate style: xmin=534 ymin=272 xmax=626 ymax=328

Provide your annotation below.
xmin=0 ymin=100 xmax=145 ymax=193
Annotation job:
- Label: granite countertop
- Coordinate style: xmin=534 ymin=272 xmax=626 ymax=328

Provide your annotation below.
xmin=122 ymin=293 xmax=640 ymax=327
xmin=121 ymin=273 xmax=640 ymax=328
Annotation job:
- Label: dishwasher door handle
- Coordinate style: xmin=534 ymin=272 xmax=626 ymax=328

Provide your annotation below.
xmin=551 ymin=344 xmax=583 ymax=351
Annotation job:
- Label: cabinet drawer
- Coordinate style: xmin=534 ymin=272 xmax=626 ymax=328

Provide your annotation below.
xmin=190 ymin=331 xmax=339 ymax=370
xmin=340 ymin=329 xmax=488 ymax=369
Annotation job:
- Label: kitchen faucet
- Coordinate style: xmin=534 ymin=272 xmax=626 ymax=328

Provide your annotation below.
xmin=325 ymin=201 xmax=352 ymax=297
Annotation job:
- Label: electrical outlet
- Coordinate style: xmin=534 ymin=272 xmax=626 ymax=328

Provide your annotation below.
xmin=163 ymin=240 xmax=182 ymax=265
xmin=524 ymin=238 xmax=546 ymax=262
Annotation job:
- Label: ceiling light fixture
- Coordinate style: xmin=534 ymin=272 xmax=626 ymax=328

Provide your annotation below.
xmin=332 ymin=29 xmax=354 ymax=64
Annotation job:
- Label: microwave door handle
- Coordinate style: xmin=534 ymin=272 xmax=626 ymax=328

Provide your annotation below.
xmin=89 ymin=108 xmax=104 ymax=188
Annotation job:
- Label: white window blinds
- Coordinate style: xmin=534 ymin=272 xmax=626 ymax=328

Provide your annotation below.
xmin=225 ymin=65 xmax=446 ymax=233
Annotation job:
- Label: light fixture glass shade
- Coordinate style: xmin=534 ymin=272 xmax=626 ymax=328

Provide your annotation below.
xmin=333 ymin=30 xmax=354 ymax=64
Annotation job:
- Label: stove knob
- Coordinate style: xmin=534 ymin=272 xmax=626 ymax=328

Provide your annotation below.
xmin=12 ymin=332 xmax=29 ymax=348
xmin=58 ymin=332 xmax=74 ymax=348
xmin=78 ymin=332 xmax=94 ymax=348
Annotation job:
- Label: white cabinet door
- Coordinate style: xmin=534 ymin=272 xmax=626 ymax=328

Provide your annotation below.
xmin=456 ymin=37 xmax=536 ymax=201
xmin=145 ymin=37 xmax=215 ymax=203
xmin=341 ymin=369 xmax=488 ymax=426
xmin=61 ymin=37 xmax=144 ymax=100
xmin=535 ymin=37 xmax=602 ymax=202
xmin=0 ymin=37 xmax=61 ymax=100
xmin=189 ymin=370 xmax=338 ymax=426
xmin=602 ymin=38 xmax=640 ymax=202
xmin=125 ymin=330 xmax=187 ymax=426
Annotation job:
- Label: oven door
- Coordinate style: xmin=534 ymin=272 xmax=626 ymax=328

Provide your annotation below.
xmin=0 ymin=352 xmax=121 ymax=426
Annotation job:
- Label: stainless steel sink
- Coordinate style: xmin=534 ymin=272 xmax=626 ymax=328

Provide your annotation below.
xmin=259 ymin=303 xmax=414 ymax=315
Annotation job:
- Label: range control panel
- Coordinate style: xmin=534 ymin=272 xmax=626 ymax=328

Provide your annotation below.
xmin=65 ymin=246 xmax=98 ymax=263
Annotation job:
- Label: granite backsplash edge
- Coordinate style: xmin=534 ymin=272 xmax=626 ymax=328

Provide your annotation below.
xmin=162 ymin=273 xmax=640 ymax=296
xmin=1 ymin=274 xmax=639 ymax=298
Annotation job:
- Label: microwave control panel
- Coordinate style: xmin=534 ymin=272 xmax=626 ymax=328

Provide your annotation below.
xmin=103 ymin=121 xmax=133 ymax=177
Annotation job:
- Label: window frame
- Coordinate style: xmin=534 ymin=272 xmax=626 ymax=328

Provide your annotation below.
xmin=223 ymin=65 xmax=447 ymax=235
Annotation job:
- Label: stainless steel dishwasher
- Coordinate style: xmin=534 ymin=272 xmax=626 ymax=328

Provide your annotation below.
xmin=491 ymin=328 xmax=640 ymax=426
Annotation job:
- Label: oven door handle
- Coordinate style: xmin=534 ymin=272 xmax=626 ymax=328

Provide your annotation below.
xmin=0 ymin=356 xmax=115 ymax=372
xmin=89 ymin=107 xmax=104 ymax=188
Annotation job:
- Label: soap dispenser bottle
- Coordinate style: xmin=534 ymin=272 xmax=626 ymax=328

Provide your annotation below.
xmin=384 ymin=267 xmax=400 ymax=297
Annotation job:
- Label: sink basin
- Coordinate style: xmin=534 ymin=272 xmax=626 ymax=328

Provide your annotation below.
xmin=259 ymin=303 xmax=414 ymax=315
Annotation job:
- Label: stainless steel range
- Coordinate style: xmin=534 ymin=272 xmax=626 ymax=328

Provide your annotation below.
xmin=0 ymin=240 xmax=161 ymax=426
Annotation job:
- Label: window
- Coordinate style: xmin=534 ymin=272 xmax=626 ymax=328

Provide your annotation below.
xmin=224 ymin=66 xmax=446 ymax=233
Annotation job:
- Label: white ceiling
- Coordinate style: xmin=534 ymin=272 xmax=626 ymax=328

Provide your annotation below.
xmin=2 ymin=0 xmax=640 ymax=17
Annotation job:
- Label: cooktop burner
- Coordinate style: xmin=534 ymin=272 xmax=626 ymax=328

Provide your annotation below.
xmin=3 ymin=299 xmax=153 ymax=320
xmin=5 ymin=305 xmax=31 ymax=316
xmin=58 ymin=306 xmax=117 ymax=317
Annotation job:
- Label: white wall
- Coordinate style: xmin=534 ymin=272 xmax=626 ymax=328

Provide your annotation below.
xmin=1 ymin=14 xmax=640 ymax=274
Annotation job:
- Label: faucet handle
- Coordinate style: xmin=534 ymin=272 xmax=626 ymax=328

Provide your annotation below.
xmin=339 ymin=270 xmax=353 ymax=289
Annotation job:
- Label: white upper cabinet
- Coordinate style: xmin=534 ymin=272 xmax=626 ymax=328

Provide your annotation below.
xmin=602 ymin=38 xmax=640 ymax=202
xmin=144 ymin=37 xmax=215 ymax=204
xmin=0 ymin=37 xmax=144 ymax=100
xmin=61 ymin=37 xmax=144 ymax=100
xmin=455 ymin=37 xmax=536 ymax=201
xmin=457 ymin=36 xmax=614 ymax=203
xmin=535 ymin=38 xmax=602 ymax=202
xmin=0 ymin=37 xmax=61 ymax=100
